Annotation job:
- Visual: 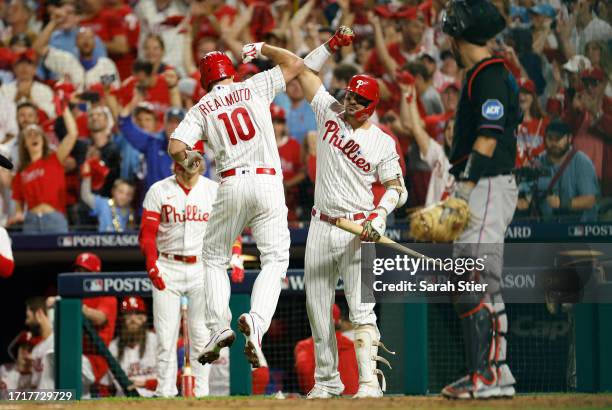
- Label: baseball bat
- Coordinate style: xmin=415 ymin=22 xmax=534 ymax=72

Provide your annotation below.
xmin=180 ymin=297 xmax=195 ymax=397
xmin=335 ymin=217 xmax=435 ymax=261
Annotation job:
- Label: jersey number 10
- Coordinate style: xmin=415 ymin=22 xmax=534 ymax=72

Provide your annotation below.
xmin=218 ymin=107 xmax=256 ymax=145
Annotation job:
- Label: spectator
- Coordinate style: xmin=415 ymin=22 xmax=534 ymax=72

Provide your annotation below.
xmin=46 ymin=1 xmax=107 ymax=61
xmin=106 ymin=0 xmax=140 ymax=80
xmin=0 ymin=331 xmax=35 ymax=396
xmin=135 ymin=0 xmax=190 ymax=77
xmin=566 ymin=68 xmax=612 ymax=191
xmin=271 ymin=104 xmax=305 ymax=222
xmin=528 ymin=4 xmax=559 ymax=56
xmin=423 ymin=81 xmax=459 ymax=145
xmin=74 ymin=252 xmax=118 ymax=397
xmin=405 ymin=60 xmax=443 ymax=115
xmin=81 ymin=164 xmax=135 ymax=232
xmin=569 ymin=0 xmax=612 ymax=56
xmin=584 ymin=40 xmax=612 ymax=96
xmin=86 ymin=106 xmax=121 ymax=196
xmin=281 ymin=79 xmax=317 ymax=144
xmin=113 ymin=60 xmax=180 ymax=124
xmin=9 ymin=107 xmax=77 ymax=233
xmin=432 ymin=49 xmax=460 ymax=90
xmin=1 ymin=49 xmax=55 ymax=120
xmin=329 ymin=63 xmax=358 ymax=101
xmin=1 ymin=0 xmax=37 ymax=47
xmin=517 ymin=120 xmax=599 ymax=221
xmin=546 ymin=54 xmax=592 ymax=118
xmin=24 ymin=297 xmax=54 ymax=390
xmin=142 ymin=34 xmax=172 ymax=75
xmin=80 ymin=0 xmax=131 ymax=80
xmin=401 ymin=83 xmax=455 ymax=206
xmin=118 ymin=97 xmax=180 ymax=192
xmin=294 ymin=304 xmax=358 ymax=396
xmin=516 ymin=78 xmax=549 ymax=167
xmin=108 ymin=296 xmax=157 ymax=397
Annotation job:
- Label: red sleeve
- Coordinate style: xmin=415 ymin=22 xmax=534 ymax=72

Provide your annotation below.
xmin=0 ymin=254 xmax=14 ymax=278
xmin=251 ymin=366 xmax=269 ymax=395
xmin=144 ymin=379 xmax=158 ymax=391
xmin=11 ymin=173 xmax=23 ymax=202
xmin=97 ymin=297 xmax=118 ymax=327
xmin=294 ymin=339 xmax=316 ymax=395
xmin=139 ymin=209 xmax=160 ymax=269
xmin=104 ymin=10 xmax=128 ymax=38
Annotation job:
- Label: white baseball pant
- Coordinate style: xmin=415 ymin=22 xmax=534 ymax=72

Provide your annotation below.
xmin=153 ymin=257 xmax=211 ymax=397
xmin=201 ymin=173 xmax=290 ymax=335
xmin=304 ymin=216 xmax=377 ymax=394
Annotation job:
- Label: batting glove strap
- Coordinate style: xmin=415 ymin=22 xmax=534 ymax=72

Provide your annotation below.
xmin=360 ymin=212 xmax=386 ymax=242
xmin=242 ymin=42 xmax=264 ymax=64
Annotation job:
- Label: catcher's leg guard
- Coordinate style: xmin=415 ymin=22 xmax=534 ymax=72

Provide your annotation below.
xmin=491 ymin=292 xmax=516 ymax=397
xmin=442 ymin=299 xmax=500 ymax=399
xmin=353 ymin=324 xmax=395 ymax=398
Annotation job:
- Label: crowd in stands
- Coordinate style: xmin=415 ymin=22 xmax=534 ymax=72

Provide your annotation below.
xmin=0 ymin=0 xmax=610 ymax=233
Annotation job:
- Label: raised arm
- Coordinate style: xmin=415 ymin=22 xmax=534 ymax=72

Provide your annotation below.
xmin=219 ymin=5 xmax=255 ymax=62
xmin=56 ymin=107 xmax=78 ymax=163
xmin=400 ymin=83 xmax=430 ymax=156
xmin=80 ymin=160 xmax=96 ymax=209
xmin=288 ymin=0 xmax=316 ymax=54
xmin=242 ymin=43 xmax=304 ymax=83
xmin=369 ymin=12 xmax=399 ymax=79
xmin=298 ymin=26 xmax=355 ymax=103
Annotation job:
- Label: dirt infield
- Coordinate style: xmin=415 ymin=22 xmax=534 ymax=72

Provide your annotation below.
xmin=3 ymin=394 xmax=612 ymax=410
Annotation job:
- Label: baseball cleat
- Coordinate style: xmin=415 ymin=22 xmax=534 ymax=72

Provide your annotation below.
xmin=197 ymin=327 xmax=235 ymax=365
xmin=442 ymin=373 xmax=500 ymax=399
xmin=498 ymin=384 xmax=516 ymax=398
xmin=306 ymin=385 xmax=341 ymax=399
xmin=237 ymin=313 xmax=267 ymax=368
xmin=353 ymin=384 xmax=383 ymax=398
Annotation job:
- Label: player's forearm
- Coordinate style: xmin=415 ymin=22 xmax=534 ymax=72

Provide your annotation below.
xmin=139 ymin=210 xmax=160 ymax=267
xmin=80 ymin=177 xmax=96 ymax=209
xmin=261 ymin=44 xmax=304 ymax=82
xmin=570 ymin=195 xmax=596 ymax=210
xmin=376 ymin=178 xmax=405 ymax=216
xmin=168 ymin=138 xmax=189 ymax=162
xmin=82 ymin=306 xmax=107 ymax=326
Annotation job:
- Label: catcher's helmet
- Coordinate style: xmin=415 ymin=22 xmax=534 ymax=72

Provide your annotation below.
xmin=121 ymin=296 xmax=147 ymax=314
xmin=74 ymin=252 xmax=102 ymax=272
xmin=442 ymin=0 xmax=506 ymax=46
xmin=345 ymin=74 xmax=379 ymax=122
xmin=199 ymin=51 xmax=236 ymax=91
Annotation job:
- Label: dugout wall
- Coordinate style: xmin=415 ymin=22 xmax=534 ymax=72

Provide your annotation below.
xmin=56 ymin=270 xmax=612 ymax=398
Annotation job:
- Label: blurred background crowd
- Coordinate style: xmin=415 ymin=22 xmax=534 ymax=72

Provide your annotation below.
xmin=0 ymin=0 xmax=610 ymax=234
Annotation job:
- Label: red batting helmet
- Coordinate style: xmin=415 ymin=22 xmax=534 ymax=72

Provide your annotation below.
xmin=74 ymin=252 xmax=102 ymax=272
xmin=345 ymin=74 xmax=379 ymax=121
xmin=199 ymin=51 xmax=236 ymax=91
xmin=121 ymin=296 xmax=147 ymax=314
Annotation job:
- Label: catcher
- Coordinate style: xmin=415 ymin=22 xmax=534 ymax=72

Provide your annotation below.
xmin=409 ymin=0 xmax=520 ymax=399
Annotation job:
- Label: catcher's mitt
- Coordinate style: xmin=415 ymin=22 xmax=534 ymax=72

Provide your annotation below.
xmin=409 ymin=197 xmax=470 ymax=242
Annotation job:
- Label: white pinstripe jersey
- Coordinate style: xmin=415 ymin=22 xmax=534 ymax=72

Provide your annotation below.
xmin=109 ymin=331 xmax=157 ymax=397
xmin=142 ymin=175 xmax=218 ymax=255
xmin=311 ymin=86 xmax=402 ymax=215
xmin=172 ymin=66 xmax=286 ymax=175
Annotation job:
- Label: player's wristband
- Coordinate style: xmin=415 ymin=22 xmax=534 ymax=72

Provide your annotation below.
xmin=304 ymin=44 xmax=332 ymax=73
xmin=459 ymin=150 xmax=492 ymax=184
xmin=377 ymin=188 xmax=400 ymax=216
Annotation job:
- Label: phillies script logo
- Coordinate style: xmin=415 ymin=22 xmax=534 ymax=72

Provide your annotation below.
xmin=161 ymin=204 xmax=209 ymax=223
xmin=322 ymin=120 xmax=372 ymax=172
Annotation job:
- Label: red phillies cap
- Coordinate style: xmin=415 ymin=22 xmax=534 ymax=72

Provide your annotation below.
xmin=441 ymin=81 xmax=461 ymax=93
xmin=270 ymin=104 xmax=286 ymax=122
xmin=518 ymin=77 xmax=536 ymax=94
xmin=395 ymin=6 xmax=423 ymax=20
xmin=121 ymin=296 xmax=147 ymax=314
xmin=74 ymin=252 xmax=102 ymax=272
xmin=13 ymin=48 xmax=36 ymax=65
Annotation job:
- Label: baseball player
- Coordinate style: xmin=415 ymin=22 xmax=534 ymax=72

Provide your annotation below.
xmin=0 ymin=331 xmax=35 ymax=396
xmin=24 ymin=297 xmax=54 ymax=390
xmin=167 ymin=45 xmax=303 ymax=368
xmin=296 ymin=27 xmax=407 ymax=398
xmin=440 ymin=0 xmax=519 ymax=399
xmin=140 ymin=142 xmax=215 ymax=397
xmin=108 ymin=297 xmax=157 ymax=397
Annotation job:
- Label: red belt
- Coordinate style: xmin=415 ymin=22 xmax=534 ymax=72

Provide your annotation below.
xmin=311 ymin=208 xmax=365 ymax=225
xmin=161 ymin=253 xmax=198 ymax=264
xmin=221 ymin=167 xmax=276 ymax=178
